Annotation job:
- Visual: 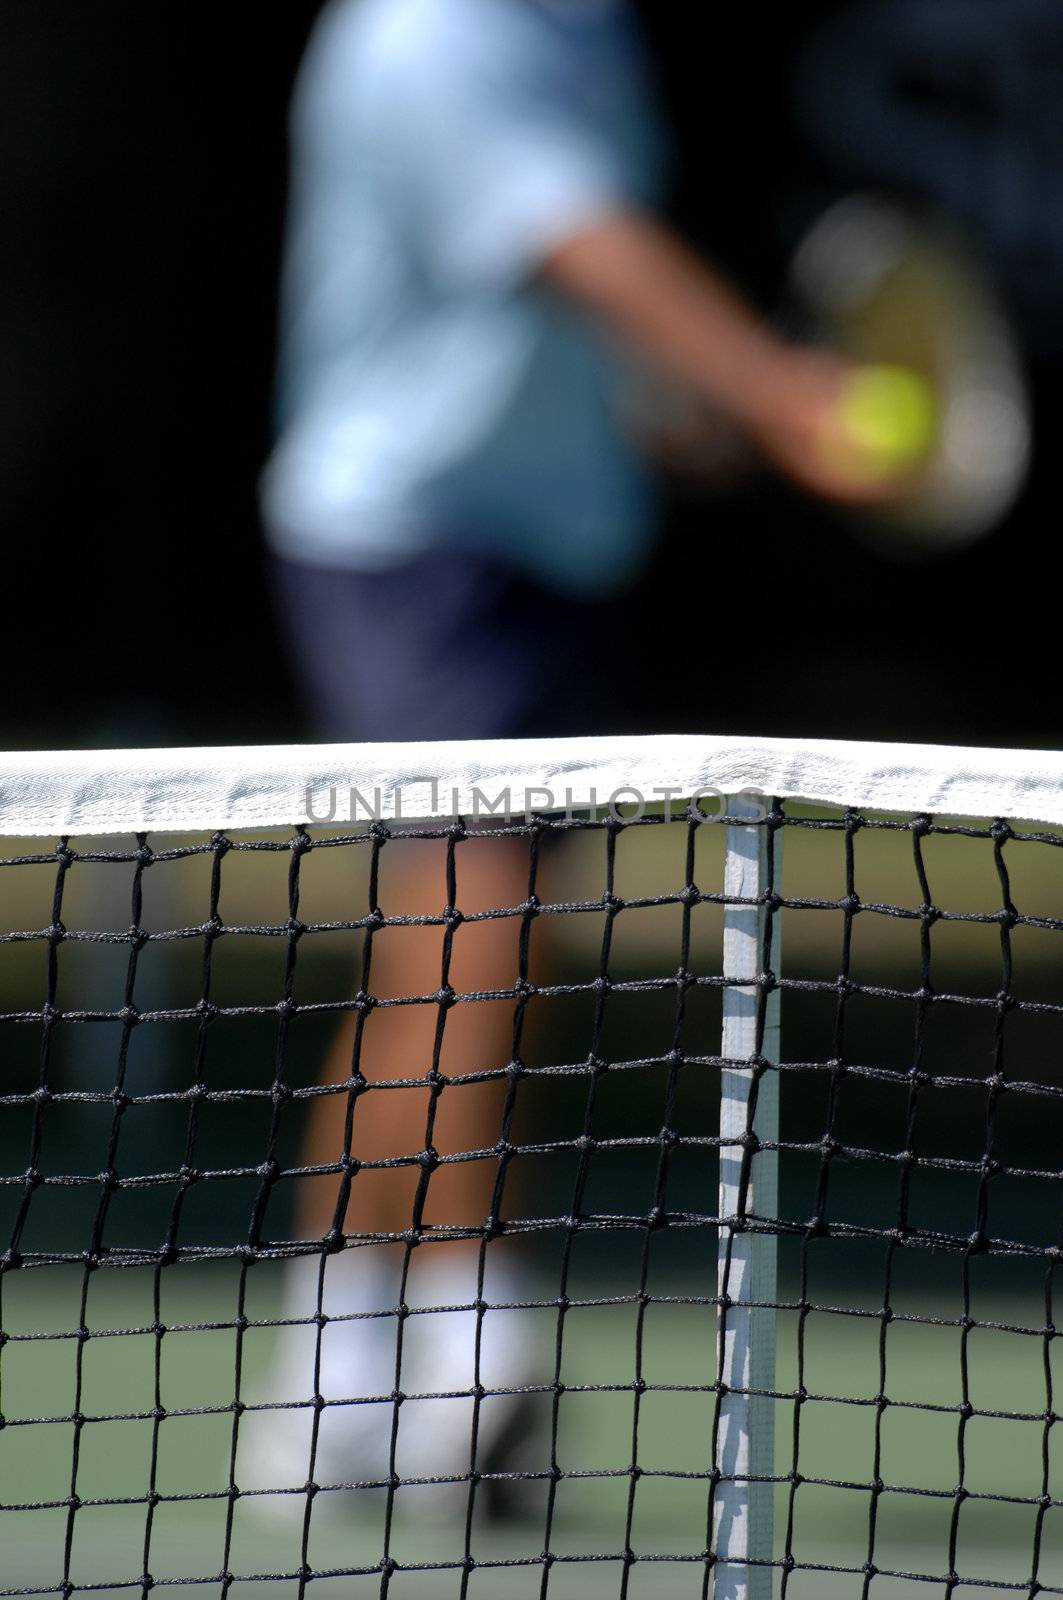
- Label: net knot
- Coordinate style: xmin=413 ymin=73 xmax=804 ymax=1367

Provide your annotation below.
xmin=990 ymin=820 xmax=1014 ymax=843
xmin=418 ymin=1147 xmax=439 ymax=1171
xmin=505 ymin=1058 xmax=526 ymax=1080
xmin=23 ymin=1167 xmax=42 ymax=1190
xmin=48 ymin=921 xmax=65 ymax=944
xmin=270 ymin=1082 xmax=293 ymax=1106
xmin=435 ymin=984 xmax=456 ymax=1009
xmin=256 ymin=1159 xmax=280 ymax=1184
xmin=679 ymin=883 xmax=700 ymax=907
xmin=442 ymin=905 xmax=463 ymax=929
xmin=275 ymin=997 xmax=298 ymax=1019
xmin=659 ymin=1126 xmax=680 ymax=1149
xmin=285 ymin=917 xmax=306 ymax=939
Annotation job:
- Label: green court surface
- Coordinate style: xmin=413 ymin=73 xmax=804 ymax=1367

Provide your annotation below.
xmin=3 ymin=1261 xmax=1059 ymax=1596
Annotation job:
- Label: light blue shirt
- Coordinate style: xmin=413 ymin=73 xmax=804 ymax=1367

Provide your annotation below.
xmin=261 ymin=0 xmax=665 ymax=594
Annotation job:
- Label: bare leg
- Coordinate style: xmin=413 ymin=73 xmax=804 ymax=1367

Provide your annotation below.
xmin=294 ymin=835 xmax=530 ymax=1243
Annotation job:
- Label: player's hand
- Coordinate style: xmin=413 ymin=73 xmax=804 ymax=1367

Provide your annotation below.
xmin=745 ymin=350 xmax=930 ymax=506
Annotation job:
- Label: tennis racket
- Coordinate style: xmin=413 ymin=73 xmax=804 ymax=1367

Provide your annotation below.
xmin=789 ymin=191 xmax=1031 ymax=554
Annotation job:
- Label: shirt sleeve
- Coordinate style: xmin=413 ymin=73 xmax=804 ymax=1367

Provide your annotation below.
xmin=364 ymin=5 xmax=635 ymax=293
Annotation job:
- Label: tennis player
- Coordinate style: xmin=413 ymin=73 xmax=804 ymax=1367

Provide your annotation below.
xmin=243 ymin=0 xmax=895 ymax=1513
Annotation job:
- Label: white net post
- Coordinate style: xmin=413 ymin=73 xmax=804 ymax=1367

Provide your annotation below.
xmin=713 ymin=794 xmax=781 ymax=1599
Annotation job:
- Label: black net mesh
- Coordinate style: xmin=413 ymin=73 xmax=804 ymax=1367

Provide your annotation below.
xmin=2 ymin=799 xmax=1063 ymax=1597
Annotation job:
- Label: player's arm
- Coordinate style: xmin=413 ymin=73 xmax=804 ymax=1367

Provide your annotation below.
xmin=539 ymin=209 xmax=890 ymax=503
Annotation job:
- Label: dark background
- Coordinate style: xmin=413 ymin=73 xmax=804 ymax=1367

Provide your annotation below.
xmin=2 ymin=0 xmax=1061 ymax=753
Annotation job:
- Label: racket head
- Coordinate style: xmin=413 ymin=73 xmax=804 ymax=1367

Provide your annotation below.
xmin=790 ymin=192 xmax=1031 ymax=554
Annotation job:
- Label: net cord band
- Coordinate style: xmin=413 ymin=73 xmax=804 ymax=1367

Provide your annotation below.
xmin=0 ymin=732 xmax=1060 ymax=836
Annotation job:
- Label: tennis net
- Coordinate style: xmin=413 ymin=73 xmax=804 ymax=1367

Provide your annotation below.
xmin=3 ymin=733 xmax=1063 ymax=1598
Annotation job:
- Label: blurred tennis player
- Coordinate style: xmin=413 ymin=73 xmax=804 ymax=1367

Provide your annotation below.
xmin=243 ymin=0 xmax=896 ymax=1513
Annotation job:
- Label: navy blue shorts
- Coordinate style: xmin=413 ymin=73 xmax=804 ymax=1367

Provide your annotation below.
xmin=272 ymin=550 xmax=625 ymax=743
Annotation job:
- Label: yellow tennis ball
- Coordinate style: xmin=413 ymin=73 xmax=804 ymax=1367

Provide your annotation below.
xmin=835 ymin=364 xmax=938 ymax=478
